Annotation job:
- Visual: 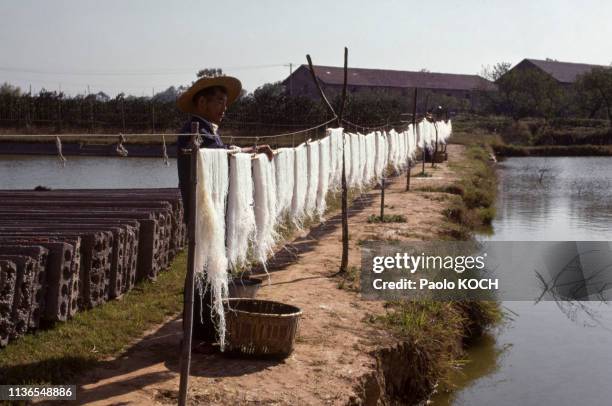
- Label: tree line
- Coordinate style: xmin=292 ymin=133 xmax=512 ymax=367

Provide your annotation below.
xmin=1 ymin=62 xmax=610 ymax=135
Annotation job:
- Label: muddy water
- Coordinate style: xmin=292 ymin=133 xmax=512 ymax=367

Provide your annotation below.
xmin=0 ymin=155 xmax=178 ymax=189
xmin=433 ymin=157 xmax=612 ymax=406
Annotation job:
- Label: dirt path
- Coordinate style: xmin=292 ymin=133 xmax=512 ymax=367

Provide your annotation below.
xmin=66 ymin=145 xmax=464 ymax=405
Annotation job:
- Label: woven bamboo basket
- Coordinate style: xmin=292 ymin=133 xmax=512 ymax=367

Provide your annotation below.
xmin=223 ymin=298 xmax=302 ymax=358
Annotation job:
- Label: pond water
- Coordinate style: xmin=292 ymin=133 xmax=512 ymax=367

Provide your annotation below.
xmin=0 ymin=155 xmax=179 ymax=189
xmin=433 ymin=157 xmax=612 ymax=406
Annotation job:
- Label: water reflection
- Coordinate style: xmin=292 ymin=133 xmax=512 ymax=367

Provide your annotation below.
xmin=0 ymin=155 xmax=178 ymax=189
xmin=437 ymin=157 xmax=612 ymax=406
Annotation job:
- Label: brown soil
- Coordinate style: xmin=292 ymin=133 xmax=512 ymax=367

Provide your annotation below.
xmin=60 ymin=145 xmax=465 ymax=405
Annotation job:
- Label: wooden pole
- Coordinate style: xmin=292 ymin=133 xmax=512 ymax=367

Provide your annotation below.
xmin=339 ymin=47 xmax=349 ymax=274
xmin=178 ymin=122 xmax=200 ymax=406
xmin=380 ymin=177 xmax=385 ymax=220
xmin=407 ymin=88 xmax=417 ymax=191
xmin=432 ymin=121 xmax=438 ymax=168
xmin=305 ymin=55 xmax=337 ymax=120
xmin=306 ymin=49 xmax=349 ymax=274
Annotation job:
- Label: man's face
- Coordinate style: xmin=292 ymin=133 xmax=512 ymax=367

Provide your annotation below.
xmin=196 ymin=89 xmax=228 ymax=124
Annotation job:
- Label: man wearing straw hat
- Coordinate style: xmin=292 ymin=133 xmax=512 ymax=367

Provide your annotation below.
xmin=176 ymin=75 xmax=272 ymax=345
xmin=176 ymin=75 xmax=273 ymax=224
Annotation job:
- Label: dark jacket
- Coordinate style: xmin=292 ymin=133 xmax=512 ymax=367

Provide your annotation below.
xmin=177 ymin=115 xmax=228 ymax=224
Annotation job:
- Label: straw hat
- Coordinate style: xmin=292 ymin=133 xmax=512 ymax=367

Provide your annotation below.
xmin=177 ymin=76 xmax=242 ymax=115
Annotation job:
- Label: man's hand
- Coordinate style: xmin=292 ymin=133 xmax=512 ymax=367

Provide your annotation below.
xmin=256 ymin=145 xmax=275 ymax=160
xmin=239 ymin=144 xmax=275 ymax=160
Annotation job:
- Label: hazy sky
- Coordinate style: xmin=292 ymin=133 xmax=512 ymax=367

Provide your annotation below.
xmin=1 ymin=0 xmax=611 ymax=97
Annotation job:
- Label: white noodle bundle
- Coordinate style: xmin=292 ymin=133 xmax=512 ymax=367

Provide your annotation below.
xmin=252 ymin=154 xmax=278 ymax=268
xmin=305 ymin=140 xmax=320 ymax=217
xmin=395 ymin=130 xmax=403 ymax=170
xmin=225 ymin=153 xmax=256 ymax=270
xmin=374 ymin=131 xmax=385 ymax=182
xmin=390 ymin=129 xmax=402 ymax=172
xmin=328 ymin=128 xmax=343 ymax=188
xmin=363 ymin=132 xmax=376 ymax=185
xmin=194 ymin=148 xmax=229 ymax=350
xmin=291 ymin=143 xmax=308 ymax=226
xmin=409 ymin=124 xmax=417 ymax=158
xmin=416 ymin=122 xmax=424 ymax=148
xmin=316 ymin=136 xmax=330 ymax=217
xmin=349 ymin=133 xmax=361 ymax=187
xmin=274 ymin=148 xmax=294 ymax=220
xmin=343 ymin=132 xmax=352 ymax=186
xmin=358 ymin=133 xmax=367 ymax=188
xmin=398 ymin=130 xmax=408 ymax=169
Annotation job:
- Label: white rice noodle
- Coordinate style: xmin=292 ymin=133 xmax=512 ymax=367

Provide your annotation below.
xmin=438 ymin=120 xmax=452 ymax=144
xmin=363 ymin=132 xmax=376 ymax=184
xmin=316 ymin=136 xmax=330 ymax=217
xmin=356 ymin=132 xmax=364 ymax=187
xmin=387 ymin=129 xmax=399 ymax=173
xmin=225 ymin=153 xmax=256 ymax=271
xmin=416 ymin=122 xmax=424 ymax=149
xmin=252 ymin=154 xmax=278 ymax=268
xmin=395 ymin=130 xmax=404 ymax=170
xmin=291 ymin=143 xmax=308 ymax=226
xmin=374 ymin=131 xmax=385 ymax=182
xmin=342 ymin=132 xmax=352 ymax=187
xmin=304 ymin=140 xmax=320 ymax=217
xmin=407 ymin=124 xmax=417 ymax=160
xmin=194 ymin=148 xmax=229 ymax=350
xmin=273 ymin=148 xmax=294 ymax=220
xmin=382 ymin=131 xmax=389 ymax=176
xmin=348 ymin=133 xmax=361 ymax=188
xmin=328 ymin=128 xmax=343 ymax=189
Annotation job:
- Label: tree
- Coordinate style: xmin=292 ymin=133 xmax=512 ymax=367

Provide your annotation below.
xmin=152 ymin=86 xmax=180 ymax=102
xmin=0 ymin=82 xmax=21 ymax=97
xmin=95 ymin=91 xmax=110 ymax=102
xmin=196 ymin=68 xmax=223 ymax=78
xmin=495 ymin=66 xmax=564 ymax=120
xmin=480 ymin=62 xmax=511 ymax=82
xmin=575 ymin=67 xmax=612 ymax=124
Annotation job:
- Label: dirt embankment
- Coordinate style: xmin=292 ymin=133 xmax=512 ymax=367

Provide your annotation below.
xmin=58 ymin=144 xmax=489 ymax=405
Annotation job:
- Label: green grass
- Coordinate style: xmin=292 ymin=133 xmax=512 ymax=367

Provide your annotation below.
xmin=0 ymin=253 xmax=187 ymax=385
xmin=367 ymin=214 xmax=407 ymax=223
xmin=437 ymin=144 xmax=497 ymax=239
xmin=374 ymin=300 xmax=502 ymax=399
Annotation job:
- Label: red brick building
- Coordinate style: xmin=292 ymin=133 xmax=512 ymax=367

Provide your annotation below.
xmin=282 ymin=65 xmax=496 ymax=108
xmin=502 ymin=58 xmax=608 ymax=87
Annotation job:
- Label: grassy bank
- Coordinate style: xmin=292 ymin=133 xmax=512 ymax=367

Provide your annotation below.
xmin=492 ymin=144 xmax=612 ymax=157
xmin=452 ymin=114 xmax=612 ymax=157
xmin=377 ymin=300 xmax=501 ymax=402
xmin=0 ymin=253 xmax=187 ymax=385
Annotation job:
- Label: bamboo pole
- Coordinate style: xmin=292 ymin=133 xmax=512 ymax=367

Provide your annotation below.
xmin=407 ymin=88 xmax=417 ymax=191
xmin=380 ymin=177 xmax=385 ymax=220
xmin=339 ymin=48 xmax=349 ymax=274
xmin=432 ymin=121 xmax=438 ymax=168
xmin=305 ymin=55 xmax=337 ymax=121
xmin=306 ymin=49 xmax=349 ymax=274
xmin=178 ymin=121 xmax=200 ymax=406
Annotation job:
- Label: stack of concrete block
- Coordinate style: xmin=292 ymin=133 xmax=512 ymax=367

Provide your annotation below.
xmin=0 ymin=260 xmax=17 ymax=346
xmin=0 ymin=245 xmax=48 ymax=332
xmin=0 ymin=188 xmax=185 ymax=347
